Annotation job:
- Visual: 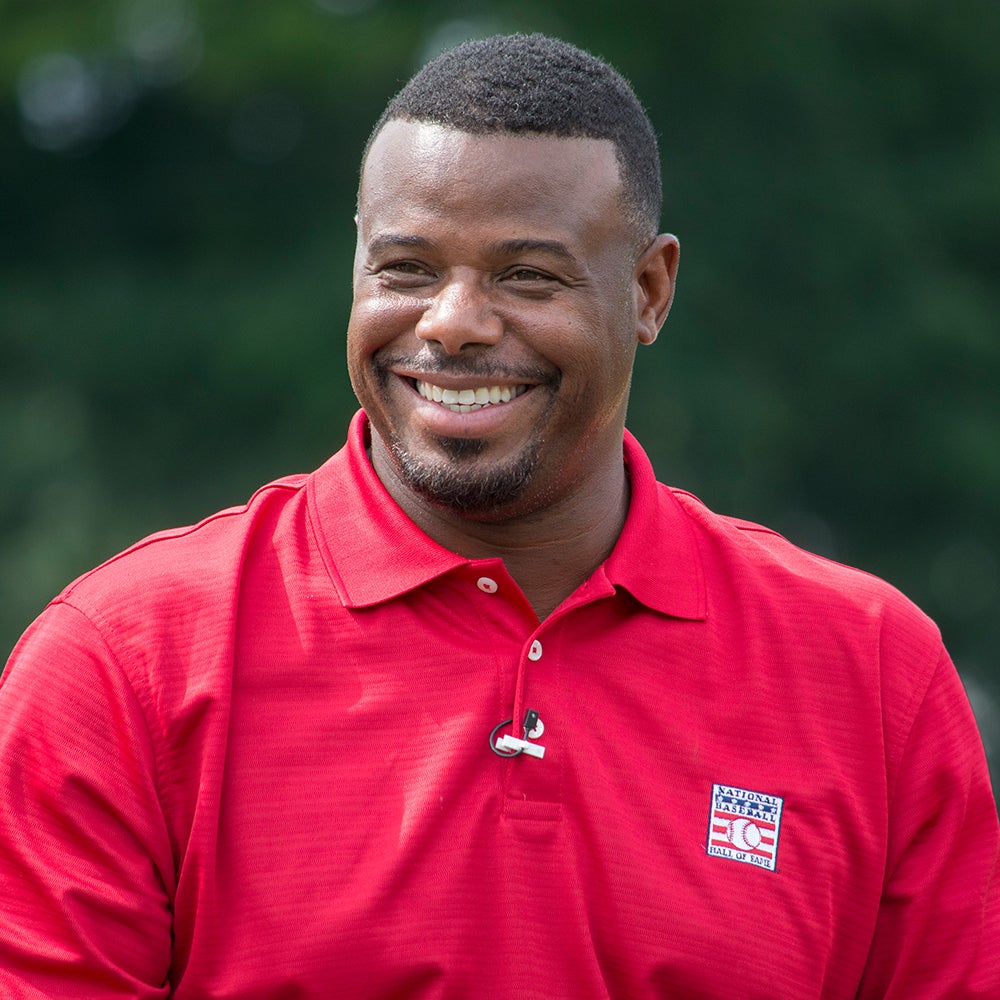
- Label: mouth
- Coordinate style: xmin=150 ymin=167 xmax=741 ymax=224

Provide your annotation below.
xmin=414 ymin=379 xmax=529 ymax=414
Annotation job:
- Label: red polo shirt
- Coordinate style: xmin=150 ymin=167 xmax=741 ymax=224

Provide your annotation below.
xmin=1 ymin=411 xmax=997 ymax=998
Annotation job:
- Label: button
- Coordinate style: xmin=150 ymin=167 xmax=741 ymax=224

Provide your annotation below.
xmin=477 ymin=577 xmax=498 ymax=594
xmin=528 ymin=640 xmax=543 ymax=661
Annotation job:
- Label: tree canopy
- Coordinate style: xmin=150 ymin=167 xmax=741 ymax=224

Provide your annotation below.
xmin=2 ymin=0 xmax=998 ymax=773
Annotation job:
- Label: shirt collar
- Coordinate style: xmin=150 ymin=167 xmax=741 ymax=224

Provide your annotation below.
xmin=606 ymin=430 xmax=707 ymax=620
xmin=309 ymin=410 xmax=706 ymax=620
xmin=309 ymin=411 xmax=468 ymax=607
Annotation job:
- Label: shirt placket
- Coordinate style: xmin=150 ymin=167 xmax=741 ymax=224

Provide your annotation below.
xmin=499 ymin=625 xmax=564 ymax=818
xmin=462 ymin=562 xmax=562 ymax=817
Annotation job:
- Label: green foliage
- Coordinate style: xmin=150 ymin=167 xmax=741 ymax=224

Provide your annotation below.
xmin=2 ymin=0 xmax=999 ymax=768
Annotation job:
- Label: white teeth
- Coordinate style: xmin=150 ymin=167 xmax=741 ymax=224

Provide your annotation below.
xmin=415 ymin=380 xmax=526 ymax=412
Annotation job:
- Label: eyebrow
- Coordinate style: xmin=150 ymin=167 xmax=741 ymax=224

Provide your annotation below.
xmin=366 ymin=234 xmax=432 ymax=256
xmin=366 ymin=234 xmax=580 ymax=267
xmin=487 ymin=238 xmax=579 ymax=265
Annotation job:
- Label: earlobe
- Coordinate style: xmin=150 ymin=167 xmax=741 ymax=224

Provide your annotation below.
xmin=634 ymin=234 xmax=680 ymax=345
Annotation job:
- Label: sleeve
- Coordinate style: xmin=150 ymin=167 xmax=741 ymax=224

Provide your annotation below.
xmin=857 ymin=648 xmax=1000 ymax=999
xmin=0 ymin=601 xmax=175 ymax=999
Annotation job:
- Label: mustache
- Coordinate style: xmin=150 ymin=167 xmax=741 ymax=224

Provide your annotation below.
xmin=374 ymin=349 xmax=559 ymax=387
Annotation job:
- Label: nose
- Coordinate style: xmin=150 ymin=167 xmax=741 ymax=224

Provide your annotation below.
xmin=415 ymin=276 xmax=502 ymax=355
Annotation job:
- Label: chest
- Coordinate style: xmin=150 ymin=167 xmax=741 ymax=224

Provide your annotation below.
xmin=166 ymin=579 xmax=885 ymax=998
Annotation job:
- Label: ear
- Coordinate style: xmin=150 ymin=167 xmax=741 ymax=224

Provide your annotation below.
xmin=633 ymin=234 xmax=680 ymax=346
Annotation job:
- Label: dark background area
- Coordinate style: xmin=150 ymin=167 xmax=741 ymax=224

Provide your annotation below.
xmin=2 ymin=1 xmax=998 ymax=779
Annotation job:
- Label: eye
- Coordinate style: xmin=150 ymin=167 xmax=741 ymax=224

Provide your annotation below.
xmin=502 ymin=266 xmax=560 ymax=285
xmin=381 ymin=260 xmax=427 ymax=275
xmin=376 ymin=260 xmax=437 ymax=287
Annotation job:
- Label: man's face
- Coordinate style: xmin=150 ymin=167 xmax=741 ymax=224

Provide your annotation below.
xmin=348 ymin=119 xmax=660 ymax=521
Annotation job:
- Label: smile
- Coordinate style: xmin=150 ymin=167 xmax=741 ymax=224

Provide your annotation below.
xmin=415 ymin=380 xmax=528 ymax=414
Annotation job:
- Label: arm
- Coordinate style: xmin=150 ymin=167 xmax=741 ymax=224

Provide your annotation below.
xmin=858 ymin=650 xmax=999 ymax=998
xmin=0 ymin=602 xmax=174 ymax=998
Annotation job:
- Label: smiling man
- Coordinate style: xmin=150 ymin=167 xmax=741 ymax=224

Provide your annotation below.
xmin=1 ymin=33 xmax=998 ymax=1000
xmin=349 ymin=116 xmax=676 ymax=618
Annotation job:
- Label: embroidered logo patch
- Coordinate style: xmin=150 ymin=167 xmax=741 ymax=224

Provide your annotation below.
xmin=706 ymin=783 xmax=784 ymax=872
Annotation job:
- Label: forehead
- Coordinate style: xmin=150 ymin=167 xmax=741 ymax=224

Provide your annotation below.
xmin=358 ymin=120 xmax=626 ymax=239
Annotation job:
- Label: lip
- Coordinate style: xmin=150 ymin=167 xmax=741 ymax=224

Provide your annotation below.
xmin=395 ymin=371 xmax=539 ymax=436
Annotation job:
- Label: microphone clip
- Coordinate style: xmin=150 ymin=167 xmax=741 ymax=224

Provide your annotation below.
xmin=490 ymin=709 xmax=546 ymax=759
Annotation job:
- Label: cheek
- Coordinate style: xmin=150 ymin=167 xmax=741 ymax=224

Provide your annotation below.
xmin=347 ymin=295 xmax=420 ymax=367
xmin=558 ymin=318 xmax=634 ymax=383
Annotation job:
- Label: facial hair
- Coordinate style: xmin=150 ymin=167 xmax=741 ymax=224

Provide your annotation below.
xmin=373 ymin=348 xmax=557 ymax=518
xmin=390 ymin=432 xmax=542 ymax=517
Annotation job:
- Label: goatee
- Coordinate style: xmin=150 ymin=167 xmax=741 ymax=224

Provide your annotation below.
xmin=391 ymin=434 xmax=541 ymax=518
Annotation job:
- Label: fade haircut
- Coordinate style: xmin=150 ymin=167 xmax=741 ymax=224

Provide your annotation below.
xmin=363 ymin=33 xmax=662 ymax=247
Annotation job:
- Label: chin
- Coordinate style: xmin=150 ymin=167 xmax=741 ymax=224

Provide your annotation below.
xmin=391 ymin=437 xmax=541 ymax=519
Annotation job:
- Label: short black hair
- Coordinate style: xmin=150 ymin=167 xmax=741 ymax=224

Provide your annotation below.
xmin=364 ymin=33 xmax=662 ymax=245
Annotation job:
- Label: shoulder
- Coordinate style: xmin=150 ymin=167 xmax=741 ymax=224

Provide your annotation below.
xmin=60 ymin=474 xmax=310 ymax=613
xmin=4 ymin=471 xmax=316 ymax=738
xmin=664 ymin=487 xmax=968 ymax=787
xmin=666 ymin=485 xmax=944 ymax=672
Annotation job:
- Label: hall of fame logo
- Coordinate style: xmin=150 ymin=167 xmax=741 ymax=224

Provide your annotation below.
xmin=706 ymin=783 xmax=784 ymax=872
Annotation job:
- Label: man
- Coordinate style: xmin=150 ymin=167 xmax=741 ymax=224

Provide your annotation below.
xmin=0 ymin=33 xmax=997 ymax=999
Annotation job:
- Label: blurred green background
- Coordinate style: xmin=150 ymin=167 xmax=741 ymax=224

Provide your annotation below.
xmin=2 ymin=1 xmax=998 ymax=778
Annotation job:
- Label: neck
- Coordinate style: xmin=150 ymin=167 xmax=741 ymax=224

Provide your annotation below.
xmin=371 ymin=440 xmax=630 ymax=620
